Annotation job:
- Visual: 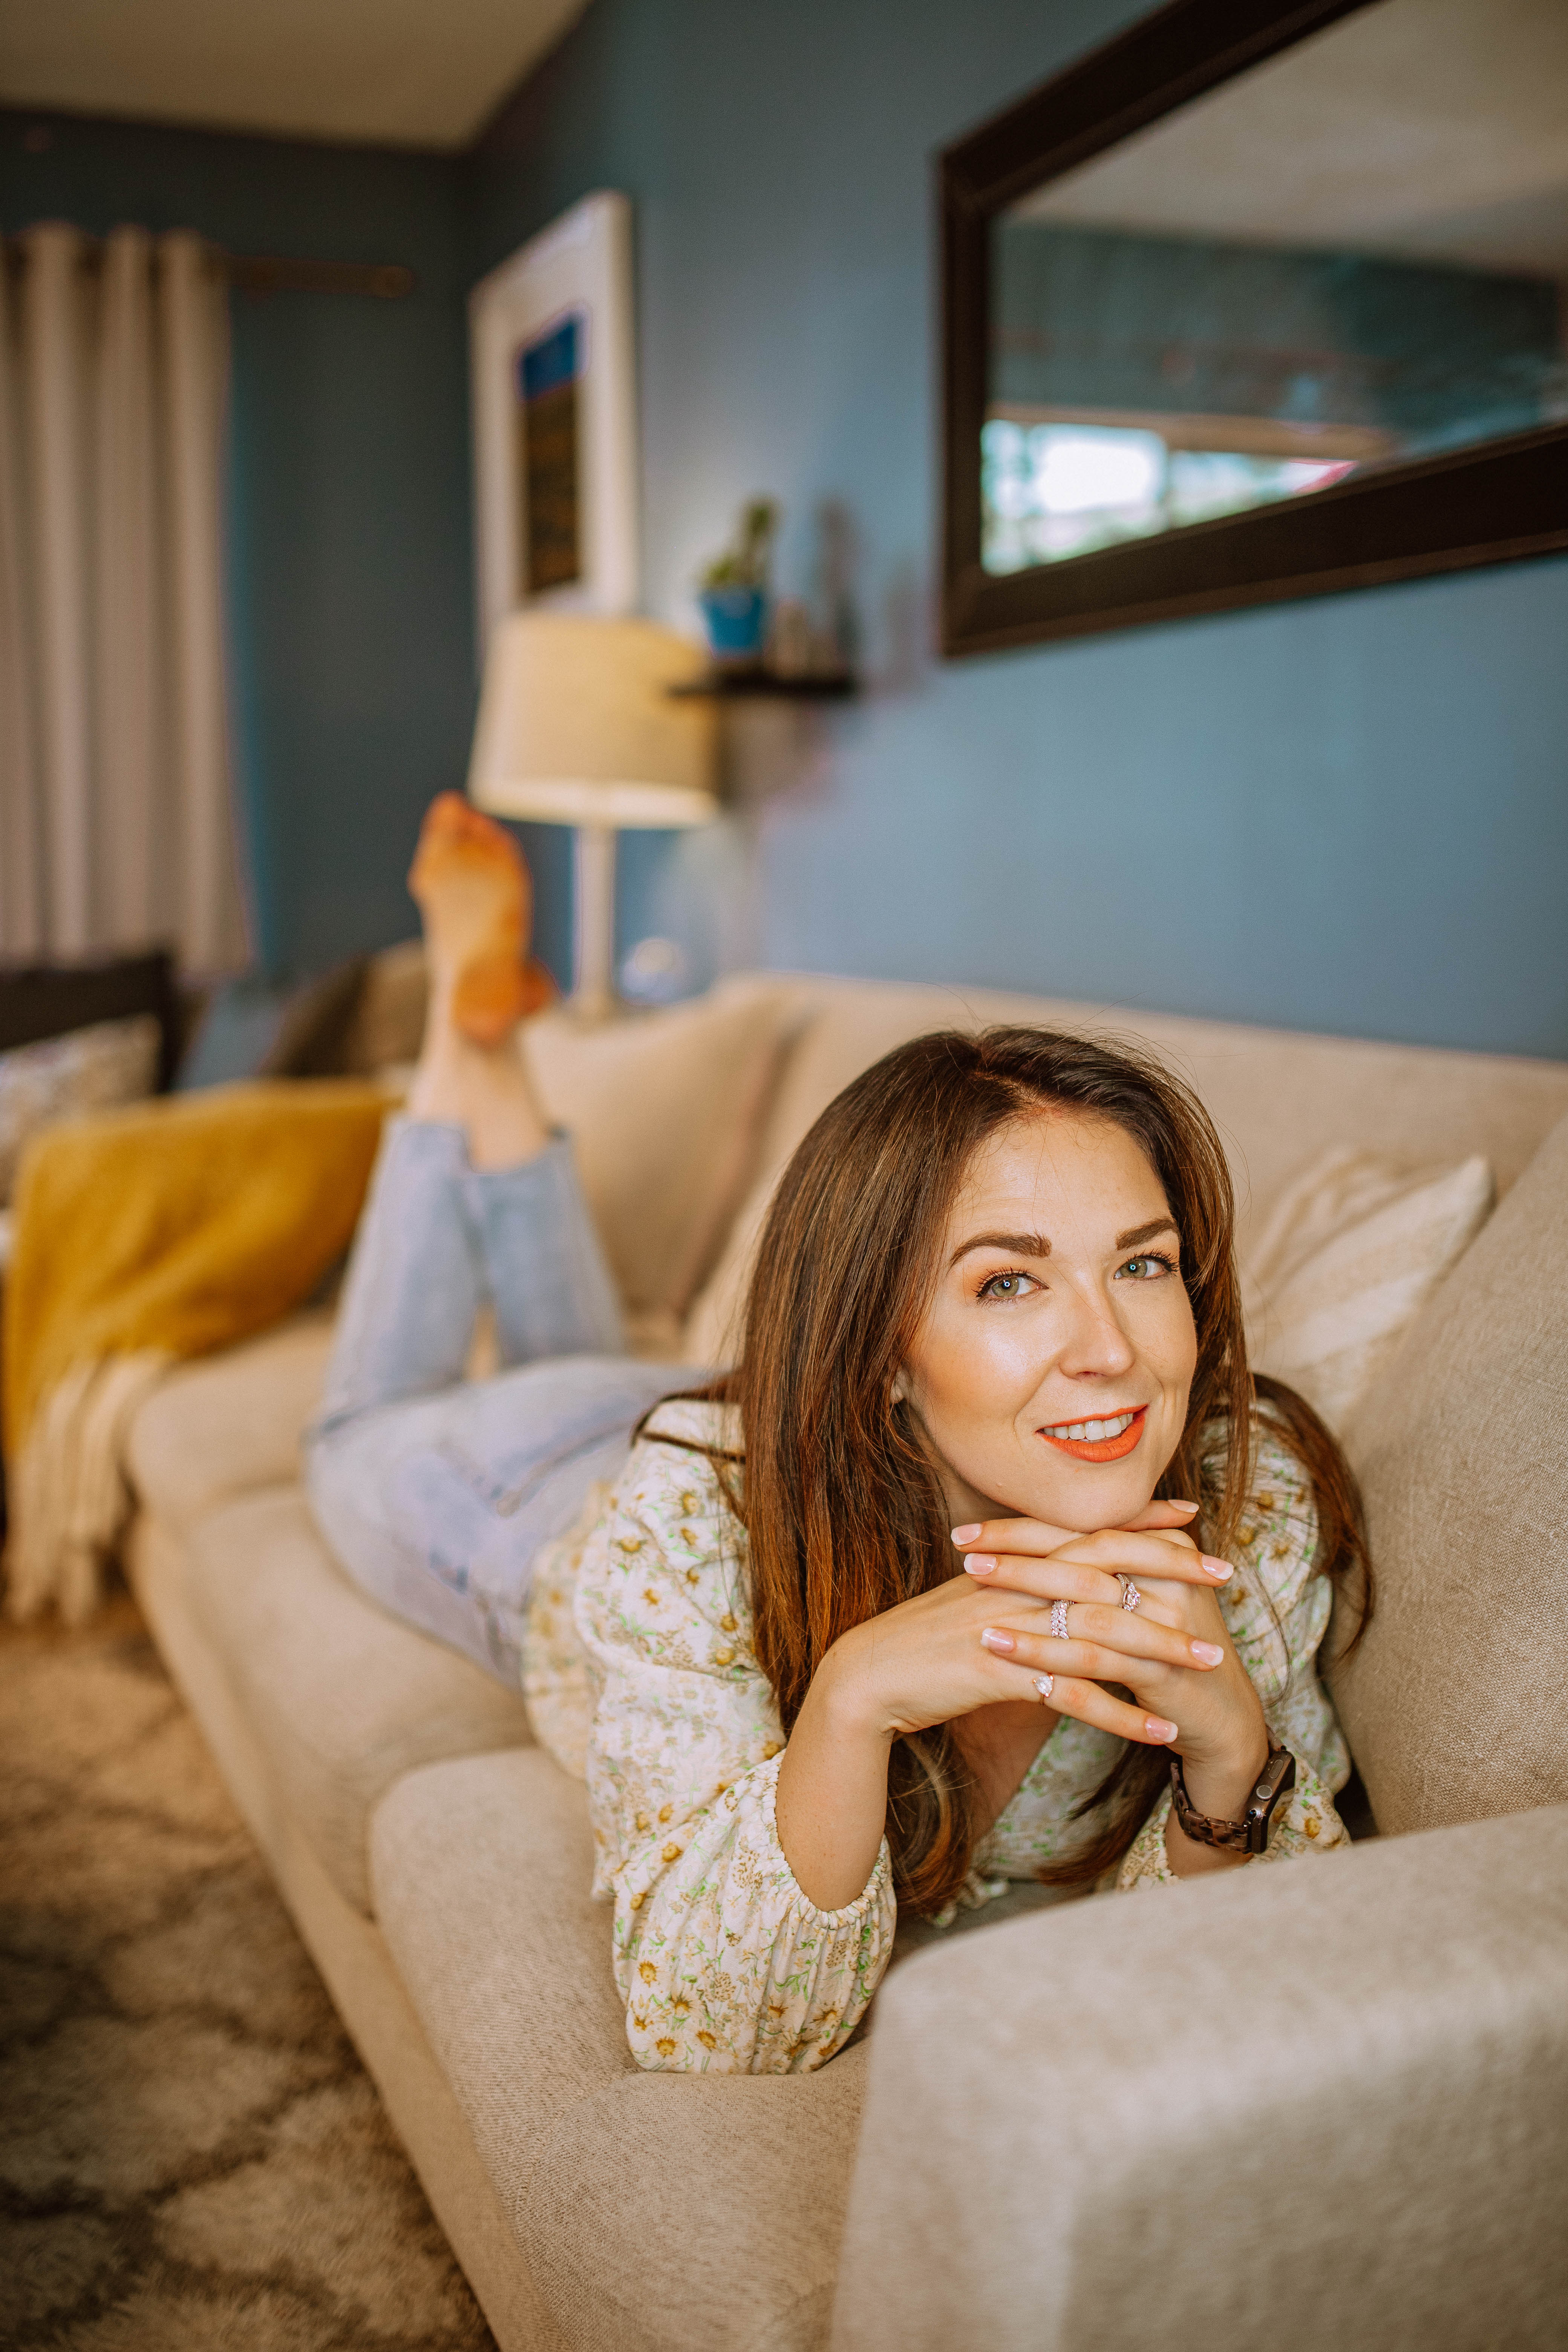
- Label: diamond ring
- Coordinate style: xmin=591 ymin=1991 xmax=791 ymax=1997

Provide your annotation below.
xmin=1035 ymin=1674 xmax=1054 ymax=1701
xmin=1049 ymin=1599 xmax=1070 ymax=1642
xmin=1117 ymin=1574 xmax=1141 ymax=1613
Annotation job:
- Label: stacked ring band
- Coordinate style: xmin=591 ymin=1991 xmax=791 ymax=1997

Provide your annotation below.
xmin=1049 ymin=1599 xmax=1070 ymax=1641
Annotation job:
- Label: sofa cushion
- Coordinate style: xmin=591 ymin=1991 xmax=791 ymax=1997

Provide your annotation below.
xmin=185 ymin=1486 xmax=531 ymax=1913
xmin=373 ymin=1749 xmax=867 ymax=2352
xmin=127 ymin=1312 xmax=336 ymax=1536
xmin=524 ymin=980 xmax=797 ymax=1323
xmin=1333 ymin=1110 xmax=1568 ymax=1835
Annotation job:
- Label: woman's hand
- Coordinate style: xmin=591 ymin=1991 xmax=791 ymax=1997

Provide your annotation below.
xmin=815 ymin=1502 xmax=1217 ymax=1748
xmin=952 ymin=1516 xmax=1271 ymax=1871
xmin=776 ymin=1501 xmax=1266 ymax=1908
xmin=776 ymin=1500 xmax=1218 ymax=1908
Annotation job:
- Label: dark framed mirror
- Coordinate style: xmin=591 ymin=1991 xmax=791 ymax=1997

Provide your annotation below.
xmin=940 ymin=0 xmax=1568 ymax=655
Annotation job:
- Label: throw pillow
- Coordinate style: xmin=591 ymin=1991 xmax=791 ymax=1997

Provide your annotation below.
xmin=0 ymin=1014 xmax=162 ymax=1203
xmin=522 ymin=985 xmax=793 ymax=1325
xmin=1242 ymin=1145 xmax=1494 ymax=1438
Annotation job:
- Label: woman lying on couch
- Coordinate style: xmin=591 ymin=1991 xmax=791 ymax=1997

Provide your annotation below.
xmin=308 ymin=795 xmax=1364 ymax=2074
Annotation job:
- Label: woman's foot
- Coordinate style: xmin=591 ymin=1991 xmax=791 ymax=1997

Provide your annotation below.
xmin=408 ymin=792 xmax=557 ymax=1045
xmin=405 ymin=793 xmax=556 ymax=1167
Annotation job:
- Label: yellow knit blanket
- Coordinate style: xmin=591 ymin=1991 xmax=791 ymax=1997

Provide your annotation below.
xmin=2 ymin=1080 xmax=389 ymax=1622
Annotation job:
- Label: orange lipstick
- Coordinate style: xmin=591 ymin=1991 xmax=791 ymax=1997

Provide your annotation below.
xmin=1041 ymin=1406 xmax=1148 ymax=1462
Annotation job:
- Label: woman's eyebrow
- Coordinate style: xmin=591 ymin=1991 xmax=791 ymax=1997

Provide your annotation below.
xmin=1115 ymin=1216 xmax=1179 ymax=1250
xmin=948 ymin=1229 xmax=1049 ymax=1269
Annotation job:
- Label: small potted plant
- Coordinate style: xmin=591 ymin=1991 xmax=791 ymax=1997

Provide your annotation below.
xmin=698 ymin=498 xmax=779 ymax=665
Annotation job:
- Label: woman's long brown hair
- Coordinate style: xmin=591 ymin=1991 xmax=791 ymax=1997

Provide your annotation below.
xmin=670 ymin=1027 xmax=1369 ymax=1913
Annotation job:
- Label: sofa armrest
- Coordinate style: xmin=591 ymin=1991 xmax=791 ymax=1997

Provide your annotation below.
xmin=831 ymin=1806 xmax=1568 ymax=2352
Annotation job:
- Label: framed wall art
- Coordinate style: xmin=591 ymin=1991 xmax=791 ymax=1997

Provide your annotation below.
xmin=469 ymin=190 xmax=639 ymax=657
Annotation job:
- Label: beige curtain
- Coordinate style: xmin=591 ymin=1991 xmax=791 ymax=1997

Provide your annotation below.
xmin=0 ymin=223 xmax=249 ymax=970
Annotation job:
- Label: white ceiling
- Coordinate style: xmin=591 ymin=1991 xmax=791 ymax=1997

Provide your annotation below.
xmin=1017 ymin=0 xmax=1568 ymax=277
xmin=0 ymin=0 xmax=593 ymax=151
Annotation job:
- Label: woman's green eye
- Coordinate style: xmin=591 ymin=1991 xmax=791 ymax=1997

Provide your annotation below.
xmin=1119 ymin=1254 xmax=1171 ymax=1280
xmin=978 ymin=1271 xmax=1034 ymax=1300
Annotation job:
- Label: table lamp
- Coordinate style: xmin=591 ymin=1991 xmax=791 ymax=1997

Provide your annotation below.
xmin=467 ymin=611 xmax=719 ymax=1022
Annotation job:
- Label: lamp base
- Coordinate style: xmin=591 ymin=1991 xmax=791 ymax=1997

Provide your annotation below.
xmin=570 ymin=823 xmax=619 ymax=1025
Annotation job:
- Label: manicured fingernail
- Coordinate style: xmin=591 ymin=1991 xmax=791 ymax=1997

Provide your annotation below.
xmin=1169 ymin=1500 xmax=1199 ymax=1513
xmin=1145 ymin=1717 xmax=1179 ymax=1741
xmin=1201 ymin=1555 xmax=1234 ymax=1580
xmin=963 ymin=1554 xmax=997 ymax=1576
xmin=979 ymin=1627 xmax=1015 ymax=1654
xmin=951 ymin=1524 xmax=983 ymax=1544
xmin=1191 ymin=1640 xmax=1225 ymax=1665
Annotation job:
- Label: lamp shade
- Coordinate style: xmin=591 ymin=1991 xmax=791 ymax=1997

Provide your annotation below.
xmin=467 ymin=611 xmax=718 ymax=829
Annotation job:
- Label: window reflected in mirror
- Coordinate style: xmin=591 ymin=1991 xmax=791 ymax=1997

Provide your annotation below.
xmin=983 ymin=0 xmax=1568 ymax=576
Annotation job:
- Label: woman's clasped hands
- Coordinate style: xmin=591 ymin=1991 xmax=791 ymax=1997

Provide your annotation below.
xmin=816 ymin=1501 xmax=1272 ymax=1848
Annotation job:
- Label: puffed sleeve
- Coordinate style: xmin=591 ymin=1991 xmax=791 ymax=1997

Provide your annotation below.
xmin=574 ymin=1414 xmax=897 ymax=2072
xmin=1118 ymin=1418 xmax=1352 ymax=1889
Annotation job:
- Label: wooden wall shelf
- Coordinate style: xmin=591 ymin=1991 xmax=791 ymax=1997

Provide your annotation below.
xmin=668 ymin=668 xmax=857 ymax=700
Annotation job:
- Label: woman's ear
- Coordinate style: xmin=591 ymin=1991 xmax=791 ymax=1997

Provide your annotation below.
xmin=890 ymin=1370 xmax=908 ymax=1406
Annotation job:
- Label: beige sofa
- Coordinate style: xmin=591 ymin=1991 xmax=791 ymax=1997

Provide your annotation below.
xmin=122 ymin=973 xmax=1568 ymax=2351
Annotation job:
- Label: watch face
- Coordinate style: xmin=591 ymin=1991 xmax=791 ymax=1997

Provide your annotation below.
xmin=1250 ymin=1750 xmax=1294 ymax=1818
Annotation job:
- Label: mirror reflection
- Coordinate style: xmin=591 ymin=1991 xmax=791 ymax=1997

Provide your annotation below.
xmin=983 ymin=0 xmax=1568 ymax=574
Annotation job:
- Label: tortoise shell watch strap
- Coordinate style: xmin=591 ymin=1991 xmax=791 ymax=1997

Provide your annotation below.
xmin=1169 ymin=1740 xmax=1296 ymax=1854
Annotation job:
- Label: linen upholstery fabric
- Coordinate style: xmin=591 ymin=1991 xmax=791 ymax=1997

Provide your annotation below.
xmin=372 ymin=1749 xmax=632 ymax=2179
xmin=1332 ymin=1109 xmax=1568 ymax=1834
xmin=831 ymin=1806 xmax=1568 ymax=2352
xmin=372 ymin=1749 xmax=868 ymax=2351
xmin=680 ymin=977 xmax=1568 ymax=1364
xmin=524 ymin=2063 xmax=869 ymax=2352
xmin=127 ymin=1312 xmax=335 ymax=1537
xmin=522 ymin=982 xmax=794 ymax=1325
xmin=185 ymin=1485 xmax=530 ymax=1914
xmin=1242 ymin=1145 xmax=1495 ymax=1437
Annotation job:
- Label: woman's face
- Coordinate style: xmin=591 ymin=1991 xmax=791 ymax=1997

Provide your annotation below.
xmin=898 ymin=1108 xmax=1198 ymax=1533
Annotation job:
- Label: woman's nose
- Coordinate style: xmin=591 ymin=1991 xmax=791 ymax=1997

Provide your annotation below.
xmin=1057 ymin=1285 xmax=1137 ymax=1378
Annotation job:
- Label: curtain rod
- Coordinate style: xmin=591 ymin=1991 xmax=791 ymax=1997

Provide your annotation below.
xmin=225 ymin=254 xmax=414 ymax=299
xmin=0 ymin=234 xmax=414 ymax=299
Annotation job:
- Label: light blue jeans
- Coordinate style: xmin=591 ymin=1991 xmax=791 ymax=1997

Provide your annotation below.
xmin=305 ymin=1119 xmax=690 ymax=1684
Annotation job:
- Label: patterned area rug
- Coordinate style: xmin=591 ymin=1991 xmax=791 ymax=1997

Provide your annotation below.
xmin=0 ymin=1591 xmax=497 ymax=2351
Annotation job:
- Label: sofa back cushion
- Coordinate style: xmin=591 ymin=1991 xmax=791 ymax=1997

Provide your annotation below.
xmin=523 ymin=980 xmax=795 ymax=1326
xmin=1332 ymin=1110 xmax=1568 ymax=1835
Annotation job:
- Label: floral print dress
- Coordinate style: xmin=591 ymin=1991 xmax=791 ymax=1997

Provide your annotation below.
xmin=521 ymin=1398 xmax=1352 ymax=2076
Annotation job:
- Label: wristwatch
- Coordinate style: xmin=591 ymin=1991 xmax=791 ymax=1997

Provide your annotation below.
xmin=1169 ymin=1739 xmax=1295 ymax=1854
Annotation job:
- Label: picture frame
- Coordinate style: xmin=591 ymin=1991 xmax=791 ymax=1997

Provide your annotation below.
xmin=469 ymin=190 xmax=639 ymax=658
xmin=939 ymin=0 xmax=1568 ymax=657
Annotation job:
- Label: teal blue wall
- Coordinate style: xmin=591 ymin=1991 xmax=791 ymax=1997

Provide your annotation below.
xmin=0 ymin=109 xmax=475 ymax=976
xmin=5 ymin=0 xmax=1565 ymax=1055
xmin=467 ymin=0 xmax=1568 ymax=1058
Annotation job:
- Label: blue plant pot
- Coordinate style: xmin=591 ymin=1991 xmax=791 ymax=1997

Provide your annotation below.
xmin=700 ymin=585 xmax=769 ymax=663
